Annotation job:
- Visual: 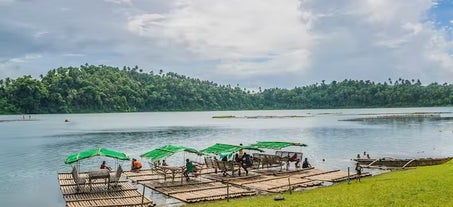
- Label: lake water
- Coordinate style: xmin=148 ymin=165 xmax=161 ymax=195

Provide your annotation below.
xmin=1 ymin=108 xmax=453 ymax=207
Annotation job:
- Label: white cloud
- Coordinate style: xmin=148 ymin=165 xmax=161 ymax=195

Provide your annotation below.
xmin=0 ymin=54 xmax=42 ymax=77
xmin=8 ymin=54 xmax=42 ymax=63
xmin=128 ymin=0 xmax=314 ymax=77
xmin=62 ymin=53 xmax=85 ymax=57
xmin=104 ymin=0 xmax=132 ymax=4
xmin=125 ymin=0 xmax=453 ymax=86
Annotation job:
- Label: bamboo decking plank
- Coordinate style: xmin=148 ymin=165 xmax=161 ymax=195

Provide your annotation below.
xmin=306 ymin=170 xmax=349 ymax=181
xmin=60 ymin=167 xmax=370 ymax=205
xmin=170 ymin=185 xmax=255 ymax=203
xmin=60 ymin=182 xmax=138 ymax=195
xmin=58 ymin=172 xmax=155 ymax=207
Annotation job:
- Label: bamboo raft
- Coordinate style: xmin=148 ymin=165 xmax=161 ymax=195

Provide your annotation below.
xmin=355 ymin=157 xmax=453 ymax=168
xmin=125 ymin=167 xmax=368 ymax=203
xmin=58 ymin=172 xmax=155 ymax=207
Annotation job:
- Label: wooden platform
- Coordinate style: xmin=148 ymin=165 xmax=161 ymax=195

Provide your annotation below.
xmin=124 ymin=167 xmax=369 ymax=203
xmin=58 ymin=172 xmax=155 ymax=207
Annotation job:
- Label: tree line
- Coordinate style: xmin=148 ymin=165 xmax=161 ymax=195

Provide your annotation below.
xmin=0 ymin=64 xmax=452 ymax=114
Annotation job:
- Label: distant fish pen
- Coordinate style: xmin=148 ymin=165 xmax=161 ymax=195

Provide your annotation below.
xmin=340 ymin=112 xmax=448 ymax=122
xmin=212 ymin=115 xmax=309 ymax=119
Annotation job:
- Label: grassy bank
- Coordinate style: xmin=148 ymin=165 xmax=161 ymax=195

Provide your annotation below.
xmin=189 ymin=161 xmax=453 ymax=207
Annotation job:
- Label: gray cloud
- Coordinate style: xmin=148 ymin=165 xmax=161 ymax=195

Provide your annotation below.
xmin=0 ymin=0 xmax=452 ymax=88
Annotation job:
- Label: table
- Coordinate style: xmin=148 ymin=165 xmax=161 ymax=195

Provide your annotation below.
xmin=161 ymin=166 xmax=184 ymax=182
xmin=88 ymin=169 xmax=110 ymax=191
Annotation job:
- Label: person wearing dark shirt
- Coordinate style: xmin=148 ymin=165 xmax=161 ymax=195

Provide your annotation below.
xmin=302 ymin=158 xmax=311 ymax=168
xmin=355 ymin=162 xmax=362 ymax=182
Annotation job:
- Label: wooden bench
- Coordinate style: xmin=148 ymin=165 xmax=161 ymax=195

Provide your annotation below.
xmin=275 ymin=151 xmax=303 ymax=169
xmin=252 ymin=153 xmax=285 ymax=171
xmin=204 ymin=156 xmax=218 ymax=173
xmin=216 ymin=160 xmax=239 ymax=176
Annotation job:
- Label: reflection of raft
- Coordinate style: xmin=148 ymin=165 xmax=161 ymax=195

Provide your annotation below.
xmin=354 ymin=157 xmax=453 ymax=168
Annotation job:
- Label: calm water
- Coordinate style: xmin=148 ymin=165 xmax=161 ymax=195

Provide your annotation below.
xmin=1 ymin=108 xmax=453 ymax=206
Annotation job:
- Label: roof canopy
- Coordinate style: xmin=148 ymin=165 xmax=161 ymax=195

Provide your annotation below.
xmin=140 ymin=145 xmax=202 ymax=161
xmin=247 ymin=141 xmax=307 ymax=150
xmin=200 ymin=143 xmax=264 ymax=155
xmin=65 ymin=148 xmax=130 ymax=164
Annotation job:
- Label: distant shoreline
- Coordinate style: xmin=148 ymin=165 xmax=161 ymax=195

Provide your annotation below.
xmin=0 ymin=119 xmax=38 ymax=123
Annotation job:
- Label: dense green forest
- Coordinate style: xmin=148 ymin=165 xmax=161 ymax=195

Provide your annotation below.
xmin=0 ymin=64 xmax=452 ymax=114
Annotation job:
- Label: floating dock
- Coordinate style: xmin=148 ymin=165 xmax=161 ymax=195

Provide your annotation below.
xmin=58 ymin=172 xmax=155 ymax=207
xmin=124 ymin=167 xmax=368 ymax=203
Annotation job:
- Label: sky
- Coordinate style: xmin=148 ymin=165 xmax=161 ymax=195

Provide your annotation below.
xmin=0 ymin=0 xmax=452 ymax=89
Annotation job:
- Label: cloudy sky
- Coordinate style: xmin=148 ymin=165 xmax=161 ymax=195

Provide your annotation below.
xmin=0 ymin=0 xmax=452 ymax=89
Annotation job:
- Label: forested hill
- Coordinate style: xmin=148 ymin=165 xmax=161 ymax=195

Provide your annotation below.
xmin=0 ymin=64 xmax=452 ymax=114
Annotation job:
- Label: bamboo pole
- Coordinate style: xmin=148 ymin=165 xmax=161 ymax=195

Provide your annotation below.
xmin=227 ymin=182 xmax=230 ymax=202
xmin=347 ymin=167 xmax=350 ymax=184
xmin=141 ymin=182 xmax=145 ymax=207
xmin=288 ymin=177 xmax=292 ymax=194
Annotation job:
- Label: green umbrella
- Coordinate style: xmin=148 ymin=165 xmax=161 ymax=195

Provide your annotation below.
xmin=247 ymin=141 xmax=308 ymax=150
xmin=65 ymin=148 xmax=130 ymax=164
xmin=140 ymin=145 xmax=203 ymax=162
xmin=200 ymin=143 xmax=264 ymax=155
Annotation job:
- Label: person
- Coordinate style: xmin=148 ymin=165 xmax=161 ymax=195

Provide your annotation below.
xmin=221 ymin=155 xmax=228 ymax=161
xmin=357 ymin=154 xmax=361 ymax=159
xmin=162 ymin=160 xmax=168 ymax=166
xmin=355 ymin=162 xmax=362 ymax=182
xmin=100 ymin=161 xmax=112 ymax=171
xmin=289 ymin=153 xmax=301 ymax=168
xmin=242 ymin=152 xmax=252 ymax=176
xmin=238 ymin=143 xmax=244 ymax=159
xmin=234 ymin=153 xmax=242 ymax=163
xmin=183 ymin=159 xmax=196 ymax=181
xmin=366 ymin=154 xmax=370 ymax=159
xmin=302 ymin=158 xmax=311 ymax=168
xmin=131 ymin=158 xmax=142 ymax=172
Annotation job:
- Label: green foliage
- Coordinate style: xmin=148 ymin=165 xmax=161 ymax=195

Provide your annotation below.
xmin=1 ymin=65 xmax=453 ymax=114
xmin=190 ymin=161 xmax=453 ymax=207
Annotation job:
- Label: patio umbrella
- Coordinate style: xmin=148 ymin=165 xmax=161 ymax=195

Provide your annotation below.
xmin=247 ymin=141 xmax=307 ymax=150
xmin=140 ymin=145 xmax=203 ymax=162
xmin=65 ymin=147 xmax=130 ymax=164
xmin=200 ymin=143 xmax=264 ymax=155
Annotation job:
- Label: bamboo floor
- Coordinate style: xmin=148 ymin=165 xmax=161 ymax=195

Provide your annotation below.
xmin=58 ymin=172 xmax=155 ymax=207
xmin=125 ymin=167 xmax=368 ymax=203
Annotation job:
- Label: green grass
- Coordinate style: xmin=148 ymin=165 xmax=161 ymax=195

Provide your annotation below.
xmin=189 ymin=161 xmax=453 ymax=207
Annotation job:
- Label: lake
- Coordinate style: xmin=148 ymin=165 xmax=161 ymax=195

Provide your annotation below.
xmin=1 ymin=108 xmax=453 ymax=207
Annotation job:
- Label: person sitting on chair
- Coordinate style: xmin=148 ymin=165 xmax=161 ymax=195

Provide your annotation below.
xmin=183 ymin=159 xmax=197 ymax=181
xmin=289 ymin=153 xmax=301 ymax=168
xmin=131 ymin=158 xmax=142 ymax=172
xmin=100 ymin=161 xmax=112 ymax=171
xmin=302 ymin=158 xmax=312 ymax=168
